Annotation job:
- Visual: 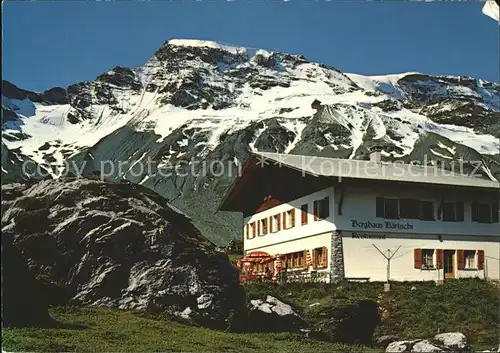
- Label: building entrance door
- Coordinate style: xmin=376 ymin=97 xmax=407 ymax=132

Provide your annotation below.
xmin=444 ymin=250 xmax=455 ymax=279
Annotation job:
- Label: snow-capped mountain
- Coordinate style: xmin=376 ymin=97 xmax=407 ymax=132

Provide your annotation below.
xmin=2 ymin=39 xmax=499 ymax=244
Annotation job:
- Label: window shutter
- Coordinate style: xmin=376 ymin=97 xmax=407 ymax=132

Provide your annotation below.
xmin=303 ymin=250 xmax=308 ymax=270
xmin=282 ymin=211 xmax=287 ymax=229
xmin=269 ymin=217 xmax=273 ymax=233
xmin=277 ymin=214 xmax=281 ymax=231
xmin=477 ymin=250 xmax=485 ymax=270
xmin=257 ymin=220 xmax=261 ymax=236
xmin=414 ymin=248 xmax=422 ymax=269
xmin=313 ymin=201 xmax=319 ymax=221
xmin=245 ymin=224 xmax=249 ymax=239
xmin=471 ymin=202 xmax=479 ymax=222
xmin=436 ymin=249 xmax=443 ymax=269
xmin=492 ymin=202 xmax=499 ymax=223
xmin=457 ymin=250 xmax=465 ymax=270
xmin=301 ymin=206 xmax=308 ymax=225
xmin=263 ymin=221 xmax=268 ymax=234
xmin=456 ymin=202 xmax=464 ymax=222
xmin=291 ymin=209 xmax=295 ymax=227
xmin=312 ymin=249 xmax=317 ymax=269
xmin=321 ymin=247 xmax=328 ymax=267
xmin=252 ymin=222 xmax=256 ymax=238
xmin=376 ymin=197 xmax=385 ymax=218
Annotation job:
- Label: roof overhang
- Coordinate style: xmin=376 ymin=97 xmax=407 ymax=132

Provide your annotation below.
xmin=218 ymin=152 xmax=500 ymax=214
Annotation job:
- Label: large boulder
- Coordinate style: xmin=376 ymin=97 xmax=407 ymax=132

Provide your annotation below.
xmin=1 ymin=178 xmax=246 ymax=330
xmin=247 ymin=295 xmax=307 ymax=332
xmin=433 ymin=332 xmax=470 ymax=351
xmin=2 ymin=235 xmax=54 ymax=327
xmin=386 ymin=340 xmax=443 ymax=352
xmin=385 ymin=333 xmax=472 ymax=352
xmin=308 ymin=298 xmax=381 ymax=345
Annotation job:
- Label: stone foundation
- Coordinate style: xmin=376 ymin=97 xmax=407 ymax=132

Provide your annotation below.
xmin=330 ymin=230 xmax=345 ymax=282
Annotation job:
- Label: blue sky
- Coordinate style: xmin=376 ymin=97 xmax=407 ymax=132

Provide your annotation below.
xmin=3 ymin=1 xmax=499 ymax=92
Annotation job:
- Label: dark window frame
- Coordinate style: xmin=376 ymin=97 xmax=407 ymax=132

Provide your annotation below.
xmin=314 ymin=197 xmax=330 ymax=220
xmin=442 ymin=201 xmax=464 ymax=222
xmin=400 ymin=198 xmax=421 ymax=220
xmin=473 ymin=201 xmax=499 ymax=224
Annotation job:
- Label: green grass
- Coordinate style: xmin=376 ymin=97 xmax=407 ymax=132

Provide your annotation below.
xmin=245 ymin=278 xmax=500 ymax=350
xmin=4 ymin=279 xmax=498 ymax=352
xmin=2 ymin=306 xmax=378 ymax=353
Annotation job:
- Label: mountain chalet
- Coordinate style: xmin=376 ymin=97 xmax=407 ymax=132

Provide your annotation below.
xmin=218 ymin=151 xmax=500 ymax=283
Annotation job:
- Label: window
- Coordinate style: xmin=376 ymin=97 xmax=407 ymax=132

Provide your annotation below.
xmin=400 ymin=199 xmax=420 ymax=219
xmin=376 ymin=197 xmax=400 ymax=219
xmin=442 ymin=201 xmax=464 ymax=222
xmin=301 ymin=204 xmax=308 ymax=225
xmin=376 ymin=197 xmax=399 ymax=219
xmin=312 ymin=247 xmax=328 ymax=269
xmin=378 ymin=197 xmax=435 ymax=221
xmin=313 ymin=197 xmax=329 ymax=220
xmin=421 ymin=249 xmax=434 ymax=269
xmin=420 ymin=201 xmax=435 ymax=221
xmin=293 ymin=252 xmax=303 ymax=268
xmin=464 ymin=250 xmax=476 ymax=269
xmin=414 ymin=248 xmax=434 ymax=269
xmin=282 ymin=251 xmax=306 ymax=269
xmin=284 ymin=209 xmax=295 ymax=229
xmin=260 ymin=219 xmax=268 ymax=236
xmin=270 ymin=214 xmax=280 ymax=233
xmin=249 ymin=222 xmax=256 ymax=239
xmin=472 ymin=202 xmax=499 ymax=223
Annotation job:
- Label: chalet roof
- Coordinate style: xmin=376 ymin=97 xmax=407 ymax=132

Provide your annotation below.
xmin=217 ymin=152 xmax=499 ymax=213
xmin=253 ymin=151 xmax=500 ymax=189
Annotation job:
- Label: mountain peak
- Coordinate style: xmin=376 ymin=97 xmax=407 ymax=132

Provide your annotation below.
xmin=166 ymin=38 xmax=249 ymax=55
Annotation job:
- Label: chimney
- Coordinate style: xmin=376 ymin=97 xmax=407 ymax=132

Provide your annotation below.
xmin=370 ymin=151 xmax=381 ymax=163
xmin=369 ymin=146 xmax=383 ymax=163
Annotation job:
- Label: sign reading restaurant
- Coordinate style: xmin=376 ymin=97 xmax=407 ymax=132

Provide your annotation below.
xmin=351 ymin=232 xmax=387 ymax=239
xmin=350 ymin=220 xmax=414 ymax=230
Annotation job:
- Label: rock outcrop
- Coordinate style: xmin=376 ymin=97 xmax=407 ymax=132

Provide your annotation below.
xmin=307 ymin=298 xmax=381 ymax=345
xmin=386 ymin=339 xmax=444 ymax=352
xmin=247 ymin=295 xmax=307 ymax=332
xmin=386 ymin=333 xmax=472 ymax=352
xmin=434 ymin=332 xmax=470 ymax=351
xmin=1 ymin=178 xmax=246 ymax=330
xmin=2 ymin=235 xmax=54 ymax=328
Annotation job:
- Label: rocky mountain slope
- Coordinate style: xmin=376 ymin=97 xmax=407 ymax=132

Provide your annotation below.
xmin=2 ymin=39 xmax=499 ymax=244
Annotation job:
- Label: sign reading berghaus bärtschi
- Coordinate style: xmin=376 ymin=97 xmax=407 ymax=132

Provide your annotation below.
xmin=350 ymin=219 xmax=414 ymax=231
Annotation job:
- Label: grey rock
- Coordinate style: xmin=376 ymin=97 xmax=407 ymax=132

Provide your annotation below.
xmin=434 ymin=332 xmax=469 ymax=350
xmin=247 ymin=295 xmax=307 ymax=332
xmin=411 ymin=340 xmax=444 ymax=352
xmin=2 ymin=235 xmax=55 ymax=327
xmin=386 ymin=339 xmax=446 ymax=353
xmin=1 ymin=178 xmax=246 ymax=330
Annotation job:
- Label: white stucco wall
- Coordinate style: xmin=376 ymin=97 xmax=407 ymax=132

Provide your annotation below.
xmin=342 ymin=232 xmax=500 ymax=281
xmin=240 ymin=182 xmax=499 ymax=282
xmin=243 ymin=187 xmax=335 ymax=252
xmin=334 ymin=185 xmax=499 ymax=237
